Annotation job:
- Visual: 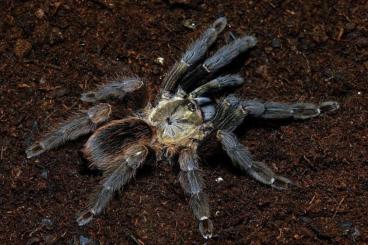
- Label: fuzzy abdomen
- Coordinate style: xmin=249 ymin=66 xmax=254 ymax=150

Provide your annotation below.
xmin=83 ymin=118 xmax=152 ymax=170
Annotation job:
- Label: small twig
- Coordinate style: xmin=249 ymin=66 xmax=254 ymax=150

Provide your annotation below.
xmin=308 ymin=193 xmax=316 ymax=205
xmin=301 ymin=52 xmax=311 ymax=75
xmin=124 ymin=229 xmax=144 ymax=245
xmin=0 ymin=146 xmax=6 ymax=160
xmin=332 ymin=197 xmax=345 ymax=218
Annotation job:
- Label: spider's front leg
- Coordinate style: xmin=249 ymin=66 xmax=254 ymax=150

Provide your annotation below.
xmin=178 ymin=147 xmax=213 ymax=239
xmin=77 ymin=144 xmax=150 ymax=226
xmin=80 ymin=77 xmax=144 ymax=103
xmin=242 ymin=100 xmax=339 ymax=120
xmin=160 ymin=17 xmax=227 ymax=95
xmin=217 ymin=130 xmax=292 ymax=190
xmin=189 ymin=74 xmax=245 ymax=98
xmin=26 ymin=103 xmax=112 ymax=158
xmin=181 ymin=35 xmax=257 ymax=91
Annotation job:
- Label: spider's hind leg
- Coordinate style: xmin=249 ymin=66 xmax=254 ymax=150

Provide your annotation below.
xmin=217 ymin=130 xmax=292 ymax=190
xmin=242 ymin=100 xmax=339 ymax=120
xmin=77 ymin=144 xmax=150 ymax=226
xmin=26 ymin=103 xmax=112 ymax=158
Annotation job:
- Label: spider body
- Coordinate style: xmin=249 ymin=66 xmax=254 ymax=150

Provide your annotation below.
xmin=26 ymin=17 xmax=339 ymax=239
xmin=147 ymin=96 xmax=207 ymax=146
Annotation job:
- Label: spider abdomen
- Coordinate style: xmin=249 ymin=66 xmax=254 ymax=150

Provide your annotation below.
xmin=83 ymin=118 xmax=152 ymax=170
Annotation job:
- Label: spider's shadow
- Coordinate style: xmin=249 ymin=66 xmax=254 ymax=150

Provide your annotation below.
xmin=77 ymin=151 xmax=102 ymax=176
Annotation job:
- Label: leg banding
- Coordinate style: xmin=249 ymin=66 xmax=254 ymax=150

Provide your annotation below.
xmin=182 ymin=17 xmax=227 ymax=66
xmin=77 ymin=144 xmax=149 ymax=226
xmin=161 ymin=17 xmax=227 ymax=93
xmin=181 ymin=35 xmax=257 ymax=90
xmin=242 ymin=100 xmax=339 ymax=120
xmin=211 ymin=94 xmax=247 ymax=131
xmin=203 ymin=35 xmax=257 ymax=72
xmin=178 ymin=148 xmax=213 ymax=239
xmin=189 ymin=74 xmax=244 ymax=98
xmin=81 ymin=77 xmax=144 ymax=103
xmin=217 ymin=130 xmax=292 ymax=190
xmin=25 ymin=103 xmax=112 ymax=158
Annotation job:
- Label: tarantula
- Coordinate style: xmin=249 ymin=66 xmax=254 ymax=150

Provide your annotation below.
xmin=26 ymin=17 xmax=339 ymax=239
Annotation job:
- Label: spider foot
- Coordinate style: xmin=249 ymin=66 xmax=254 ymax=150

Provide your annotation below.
xmin=249 ymin=161 xmax=293 ymax=190
xmin=199 ymin=218 xmax=214 ymax=240
xmin=26 ymin=143 xmax=45 ymax=159
xmin=319 ymin=101 xmax=339 ymax=113
xmin=77 ymin=209 xmax=95 ymax=226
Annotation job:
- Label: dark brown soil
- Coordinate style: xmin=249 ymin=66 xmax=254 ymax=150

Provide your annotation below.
xmin=1 ymin=0 xmax=367 ymax=244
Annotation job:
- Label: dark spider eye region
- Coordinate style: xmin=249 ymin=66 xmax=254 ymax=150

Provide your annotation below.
xmin=187 ymin=102 xmax=196 ymax=111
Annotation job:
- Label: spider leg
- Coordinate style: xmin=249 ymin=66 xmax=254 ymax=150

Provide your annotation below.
xmin=181 ymin=35 xmax=257 ymax=91
xmin=210 ymin=94 xmax=248 ymax=131
xmin=77 ymin=144 xmax=149 ymax=226
xmin=160 ymin=17 xmax=227 ymax=95
xmin=242 ymin=100 xmax=339 ymax=119
xmin=80 ymin=77 xmax=144 ymax=103
xmin=82 ymin=118 xmax=152 ymax=171
xmin=189 ymin=74 xmax=245 ymax=98
xmin=26 ymin=103 xmax=112 ymax=158
xmin=178 ymin=147 xmax=213 ymax=239
xmin=217 ymin=130 xmax=292 ymax=190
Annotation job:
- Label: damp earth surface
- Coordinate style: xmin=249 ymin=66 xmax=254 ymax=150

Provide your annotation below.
xmin=0 ymin=0 xmax=367 ymax=244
